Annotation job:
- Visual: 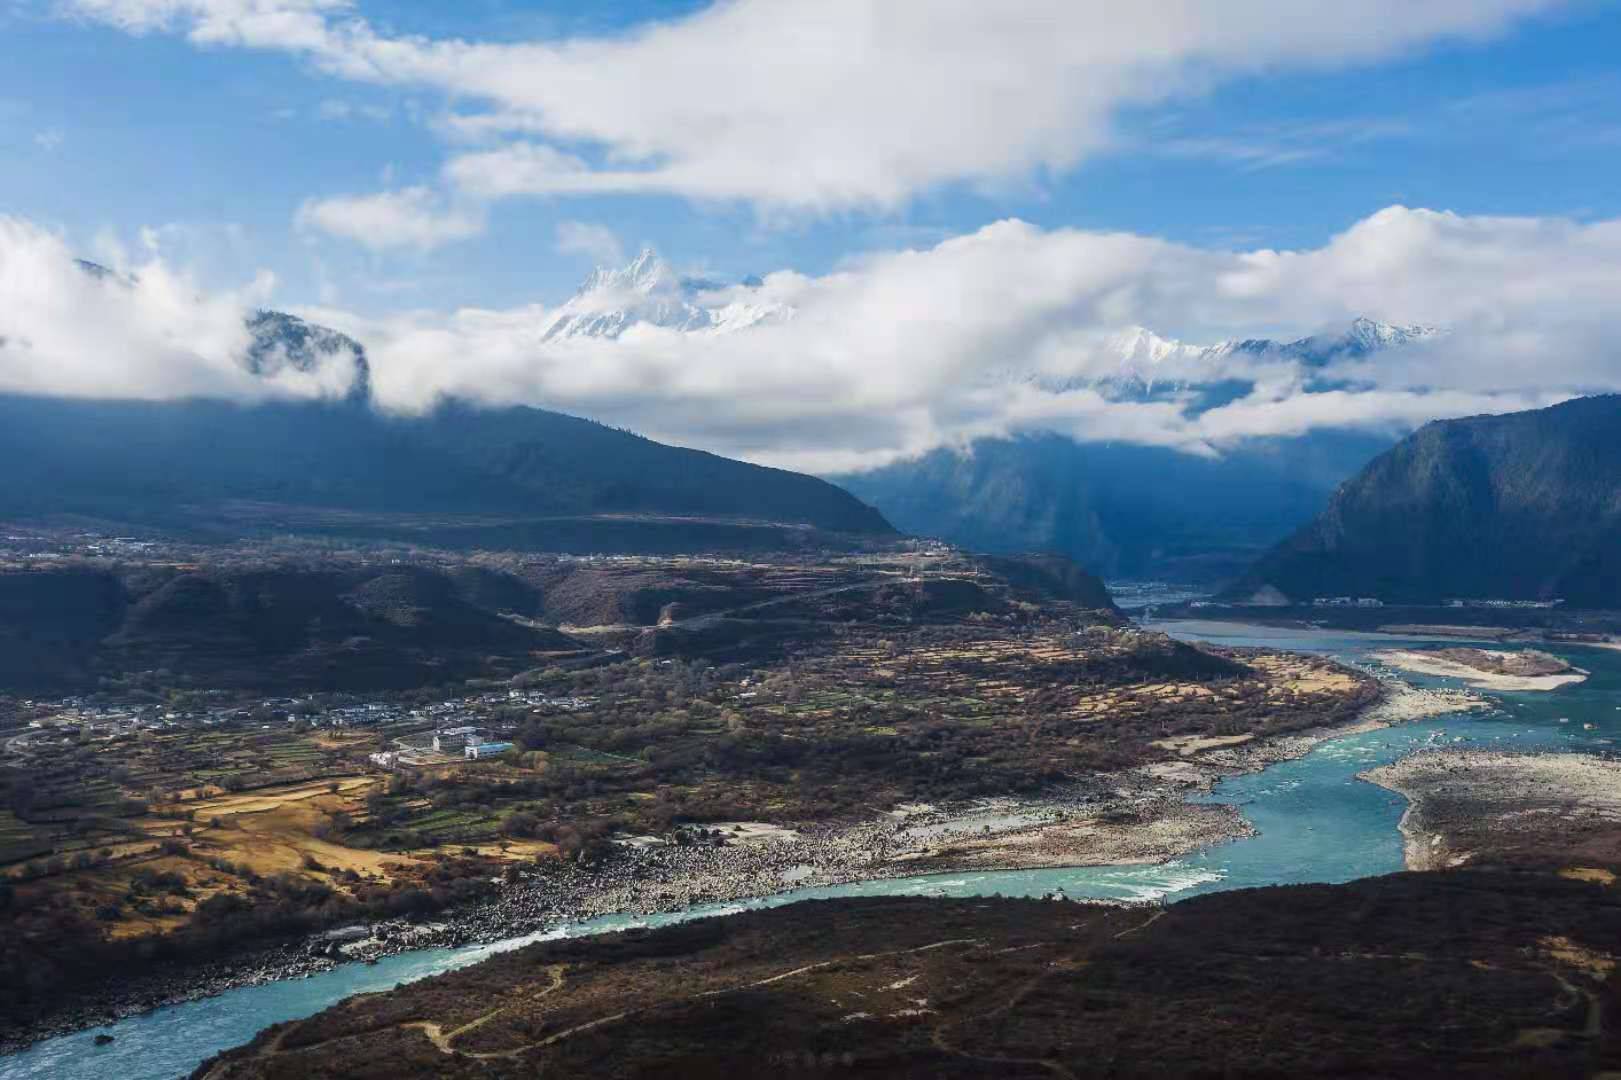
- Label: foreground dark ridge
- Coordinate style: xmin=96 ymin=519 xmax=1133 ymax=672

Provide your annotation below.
xmin=1229 ymin=394 xmax=1621 ymax=607
xmin=193 ymin=870 xmax=1621 ymax=1079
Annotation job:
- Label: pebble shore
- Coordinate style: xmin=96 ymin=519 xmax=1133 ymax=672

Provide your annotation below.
xmin=1362 ymin=747 xmax=1621 ymax=871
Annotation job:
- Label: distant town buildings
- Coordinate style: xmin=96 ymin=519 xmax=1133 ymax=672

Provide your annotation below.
xmin=465 ymin=740 xmax=515 ymax=760
xmin=1446 ymin=598 xmax=1564 ymax=609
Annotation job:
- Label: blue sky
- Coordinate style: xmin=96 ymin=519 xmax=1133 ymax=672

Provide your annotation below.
xmin=4 ymin=0 xmax=1620 ymax=313
xmin=5 ymin=1 xmax=1621 ymax=472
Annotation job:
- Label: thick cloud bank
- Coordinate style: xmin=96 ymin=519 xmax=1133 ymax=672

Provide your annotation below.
xmin=4 ymin=206 xmax=1619 ymax=472
xmin=332 ymin=206 xmax=1618 ymax=471
xmin=0 ymin=217 xmax=358 ymax=402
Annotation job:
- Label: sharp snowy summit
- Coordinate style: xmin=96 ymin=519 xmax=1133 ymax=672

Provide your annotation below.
xmin=542 ymin=249 xmax=790 ymax=341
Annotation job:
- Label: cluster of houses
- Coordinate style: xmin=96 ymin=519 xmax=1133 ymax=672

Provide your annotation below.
xmin=503 ymin=689 xmax=593 ymax=711
xmin=15 ymin=698 xmax=241 ymax=742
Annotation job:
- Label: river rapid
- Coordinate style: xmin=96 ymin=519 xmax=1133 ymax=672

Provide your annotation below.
xmin=6 ymin=621 xmax=1619 ymax=1080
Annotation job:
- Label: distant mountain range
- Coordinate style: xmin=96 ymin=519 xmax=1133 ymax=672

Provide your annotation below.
xmin=834 ymin=318 xmax=1446 ymax=583
xmin=522 ymin=254 xmax=1439 ymax=583
xmin=46 ymin=256 xmax=1478 ymax=575
xmin=1040 ymin=316 xmax=1443 ymax=402
xmin=1228 ymin=395 xmax=1621 ymax=606
xmin=836 ymin=430 xmax=1395 ymax=583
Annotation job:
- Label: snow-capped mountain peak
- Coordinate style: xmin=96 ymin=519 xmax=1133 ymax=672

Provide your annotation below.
xmin=543 ymin=249 xmax=788 ymax=341
xmin=1301 ymin=316 xmax=1445 ymax=359
xmin=577 ymin=247 xmax=682 ymax=297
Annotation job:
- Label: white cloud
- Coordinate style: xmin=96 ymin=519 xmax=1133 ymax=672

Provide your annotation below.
xmin=316 ymin=98 xmax=390 ymax=122
xmin=64 ymin=0 xmax=1568 ymax=213
xmin=0 ymin=215 xmax=350 ymax=401
xmin=6 ymin=205 xmax=1621 ymax=473
xmin=554 ymin=220 xmax=623 ymax=267
xmin=33 ymin=128 xmax=64 ymax=152
xmin=295 ymin=186 xmax=485 ymax=251
xmin=290 ymin=206 xmax=1621 ymax=473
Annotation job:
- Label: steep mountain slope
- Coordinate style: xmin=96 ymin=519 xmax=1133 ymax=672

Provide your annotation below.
xmin=977 ymin=552 xmax=1121 ymax=611
xmin=0 ymin=395 xmax=894 ymax=544
xmin=1228 ymin=395 xmax=1621 ymax=606
xmin=243 ymin=309 xmax=371 ymax=399
xmin=837 ymin=430 xmax=1394 ymax=583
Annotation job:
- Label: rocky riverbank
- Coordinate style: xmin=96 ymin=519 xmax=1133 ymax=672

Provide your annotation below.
xmin=1362 ymin=748 xmax=1621 ymax=872
xmin=2 ymin=672 xmax=1478 ymax=1056
xmin=1372 ymin=647 xmax=1588 ymax=691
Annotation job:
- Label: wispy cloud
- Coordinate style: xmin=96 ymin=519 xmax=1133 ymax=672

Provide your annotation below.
xmin=1440 ymin=75 xmax=1621 ymax=154
xmin=1147 ymin=118 xmax=1415 ymax=171
xmin=295 ymin=186 xmax=485 ymax=252
xmin=64 ymin=0 xmax=1570 ymax=228
xmin=315 ymin=98 xmax=390 ymax=123
xmin=554 ymin=221 xmax=623 ymax=267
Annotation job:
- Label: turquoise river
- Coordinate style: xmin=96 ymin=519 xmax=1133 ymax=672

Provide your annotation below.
xmin=5 ymin=621 xmax=1619 ymax=1080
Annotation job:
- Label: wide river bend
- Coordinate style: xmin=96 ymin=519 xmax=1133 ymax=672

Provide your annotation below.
xmin=6 ymin=621 xmax=1618 ymax=1080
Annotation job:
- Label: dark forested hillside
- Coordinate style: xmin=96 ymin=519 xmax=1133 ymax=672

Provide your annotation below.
xmin=835 ymin=431 xmax=1393 ymax=583
xmin=193 ymin=870 xmax=1621 ymax=1080
xmin=0 ymin=564 xmax=587 ymax=694
xmin=0 ymin=395 xmax=892 ymax=545
xmin=1228 ymin=395 xmax=1621 ymax=606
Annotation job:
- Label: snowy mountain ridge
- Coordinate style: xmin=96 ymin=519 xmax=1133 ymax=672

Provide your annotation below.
xmin=1063 ymin=316 xmax=1446 ymax=399
xmin=538 ymin=253 xmax=1442 ymax=394
xmin=542 ymin=249 xmax=790 ymax=341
